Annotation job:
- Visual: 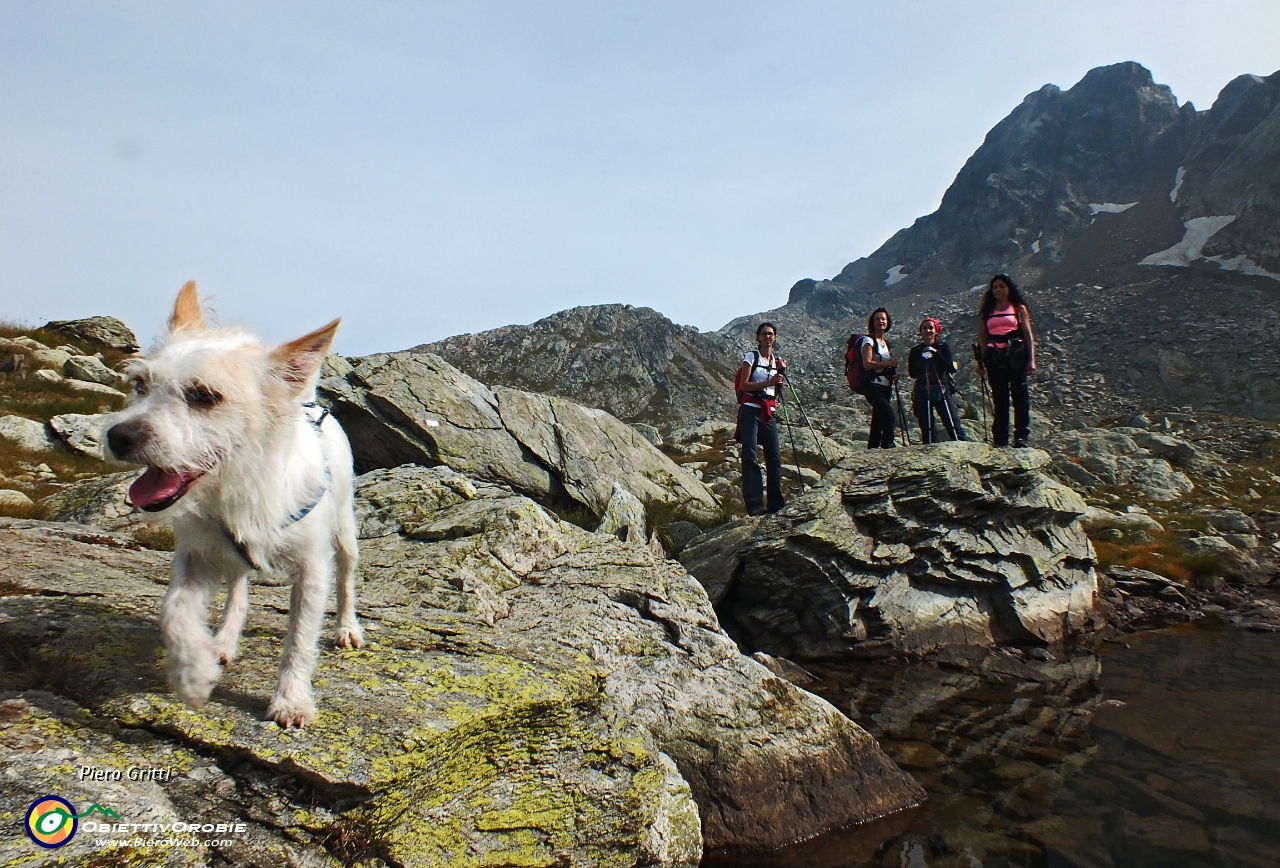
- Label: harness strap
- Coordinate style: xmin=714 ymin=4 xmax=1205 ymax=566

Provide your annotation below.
xmin=221 ymin=402 xmax=333 ymax=572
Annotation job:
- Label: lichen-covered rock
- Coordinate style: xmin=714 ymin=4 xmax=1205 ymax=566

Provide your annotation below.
xmin=0 ymin=466 xmax=923 ymax=866
xmin=0 ymin=489 xmax=34 ymax=509
xmin=64 ymin=353 xmax=126 ymax=387
xmin=682 ymin=442 xmax=1097 ymax=659
xmin=1046 ymin=427 xmax=1195 ymax=500
xmin=596 ymin=481 xmax=648 ymax=544
xmin=39 ymin=470 xmax=144 ymax=530
xmin=44 ymin=315 xmax=142 ymax=353
xmin=49 ymin=412 xmax=112 ymax=459
xmin=65 ymin=378 xmax=128 ymax=398
xmin=319 ymin=351 xmax=719 ymax=521
xmin=31 ymin=347 xmax=72 ymax=371
xmin=0 ymin=414 xmax=65 ymax=453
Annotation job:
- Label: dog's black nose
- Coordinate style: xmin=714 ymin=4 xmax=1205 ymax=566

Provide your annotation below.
xmin=107 ymin=421 xmax=151 ymax=459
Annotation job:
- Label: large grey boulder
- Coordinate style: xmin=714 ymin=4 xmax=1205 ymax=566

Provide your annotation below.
xmin=0 ymin=414 xmax=65 ymax=453
xmin=682 ymin=442 xmax=1097 ymax=660
xmin=64 ymin=377 xmax=128 ymax=398
xmin=49 ymin=412 xmax=111 ymax=459
xmin=417 ymin=304 xmax=741 ymax=434
xmin=1046 ymin=427 xmax=1195 ymax=501
xmin=596 ymin=481 xmax=648 ymax=544
xmin=1199 ymin=508 xmax=1259 ymax=534
xmin=30 ymin=347 xmax=72 ymax=371
xmin=64 ymin=353 xmax=126 ymax=387
xmin=0 ymin=489 xmax=34 ymax=510
xmin=44 ymin=315 xmax=141 ymax=353
xmin=0 ymin=466 xmax=924 ymax=865
xmin=319 ymin=351 xmax=720 ymax=521
xmin=39 ymin=470 xmax=143 ymax=530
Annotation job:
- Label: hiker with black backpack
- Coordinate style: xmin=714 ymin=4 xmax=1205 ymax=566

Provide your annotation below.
xmin=845 ymin=308 xmax=899 ymax=449
xmin=733 ymin=322 xmax=787 ymax=515
xmin=908 ymin=317 xmax=967 ymax=443
xmin=977 ymin=274 xmax=1036 ymax=447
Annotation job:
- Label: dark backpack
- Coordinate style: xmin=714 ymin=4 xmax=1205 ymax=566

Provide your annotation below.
xmin=845 ymin=334 xmax=870 ymax=393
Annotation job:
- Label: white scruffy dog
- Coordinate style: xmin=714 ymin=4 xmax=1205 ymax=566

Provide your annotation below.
xmin=106 ymin=281 xmax=363 ymax=728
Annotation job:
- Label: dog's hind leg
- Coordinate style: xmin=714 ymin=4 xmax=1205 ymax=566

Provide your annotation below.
xmin=213 ymin=572 xmax=251 ymax=666
xmin=333 ymin=509 xmax=363 ymax=649
xmin=160 ymin=551 xmax=224 ymax=708
xmin=267 ymin=554 xmax=332 ymax=728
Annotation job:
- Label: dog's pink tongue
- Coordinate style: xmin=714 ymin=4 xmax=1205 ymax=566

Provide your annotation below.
xmin=129 ymin=468 xmax=188 ymax=509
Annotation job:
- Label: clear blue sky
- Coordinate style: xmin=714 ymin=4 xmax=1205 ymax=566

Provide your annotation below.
xmin=3 ymin=1 xmax=1278 ymax=355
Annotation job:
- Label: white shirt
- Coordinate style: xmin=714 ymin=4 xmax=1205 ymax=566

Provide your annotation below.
xmin=741 ymin=350 xmax=778 ymax=407
xmin=858 ymin=336 xmax=892 ymax=387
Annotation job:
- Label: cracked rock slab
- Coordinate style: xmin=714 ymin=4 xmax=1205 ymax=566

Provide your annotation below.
xmin=682 ymin=442 xmax=1098 ymax=660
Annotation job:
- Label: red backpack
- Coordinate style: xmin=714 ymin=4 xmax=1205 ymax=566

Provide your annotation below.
xmin=845 ymin=334 xmax=870 ymax=393
xmin=734 ymin=351 xmax=768 ymax=404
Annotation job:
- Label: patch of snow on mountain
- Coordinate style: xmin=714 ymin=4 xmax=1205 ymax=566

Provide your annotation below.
xmin=1170 ymin=167 xmax=1186 ymax=203
xmin=1204 ymin=253 xmax=1280 ymax=280
xmin=1140 ymin=216 xmax=1236 ymax=266
xmin=885 ymin=265 xmax=908 ymax=286
xmin=1089 ymin=202 xmax=1138 ymax=215
xmin=1030 ymin=230 xmax=1042 ymax=254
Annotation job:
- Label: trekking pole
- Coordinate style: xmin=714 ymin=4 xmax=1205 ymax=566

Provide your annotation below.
xmin=893 ymin=379 xmax=912 ymax=446
xmin=933 ymin=356 xmax=963 ymax=441
xmin=778 ymin=389 xmax=806 ymax=493
xmin=784 ymin=379 xmax=832 ymax=470
xmin=971 ymin=344 xmax=990 ymax=444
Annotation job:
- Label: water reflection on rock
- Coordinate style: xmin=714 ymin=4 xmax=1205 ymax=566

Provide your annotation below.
xmin=747 ymin=621 xmax=1280 ymax=868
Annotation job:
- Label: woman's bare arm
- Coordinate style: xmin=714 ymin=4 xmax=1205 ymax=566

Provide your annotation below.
xmin=1018 ymin=305 xmax=1036 ymax=372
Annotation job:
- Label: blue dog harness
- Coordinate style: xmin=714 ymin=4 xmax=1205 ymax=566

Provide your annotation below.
xmin=220 ymin=401 xmax=333 ymax=572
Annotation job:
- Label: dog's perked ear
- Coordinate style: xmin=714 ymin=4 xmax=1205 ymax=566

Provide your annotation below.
xmin=170 ymin=280 xmax=207 ymax=333
xmin=270 ymin=319 xmax=340 ymax=394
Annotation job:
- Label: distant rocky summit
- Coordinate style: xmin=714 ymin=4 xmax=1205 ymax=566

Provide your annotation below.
xmin=818 ymin=61 xmax=1280 ymax=300
xmin=417 ymin=304 xmax=740 ymax=435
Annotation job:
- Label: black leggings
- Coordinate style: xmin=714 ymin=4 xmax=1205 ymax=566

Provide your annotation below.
xmin=985 ymin=350 xmax=1030 ymax=445
xmin=864 ymin=384 xmax=896 ymax=448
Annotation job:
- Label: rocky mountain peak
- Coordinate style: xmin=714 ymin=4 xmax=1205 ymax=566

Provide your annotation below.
xmin=830 ymin=63 xmax=1193 ymax=298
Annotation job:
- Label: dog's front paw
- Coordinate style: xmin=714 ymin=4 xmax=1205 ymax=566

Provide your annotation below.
xmin=266 ymin=694 xmax=316 ymax=729
xmin=169 ymin=650 xmax=222 ymax=708
xmin=334 ymin=622 xmax=364 ymax=649
xmin=213 ymin=637 xmax=239 ymax=666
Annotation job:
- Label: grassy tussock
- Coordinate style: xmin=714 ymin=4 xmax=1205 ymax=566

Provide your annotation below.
xmin=1091 ymin=528 xmax=1229 ymax=584
xmin=131 ymin=524 xmax=176 ymax=551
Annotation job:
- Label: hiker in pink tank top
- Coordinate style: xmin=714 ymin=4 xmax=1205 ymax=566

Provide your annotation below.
xmin=976 ymin=274 xmax=1036 ymax=447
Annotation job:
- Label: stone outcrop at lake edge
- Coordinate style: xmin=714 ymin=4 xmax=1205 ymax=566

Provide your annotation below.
xmin=681 ymin=443 xmax=1098 ymax=660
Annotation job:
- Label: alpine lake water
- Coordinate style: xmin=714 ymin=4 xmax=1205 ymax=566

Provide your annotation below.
xmin=707 ymin=605 xmax=1280 ymax=868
